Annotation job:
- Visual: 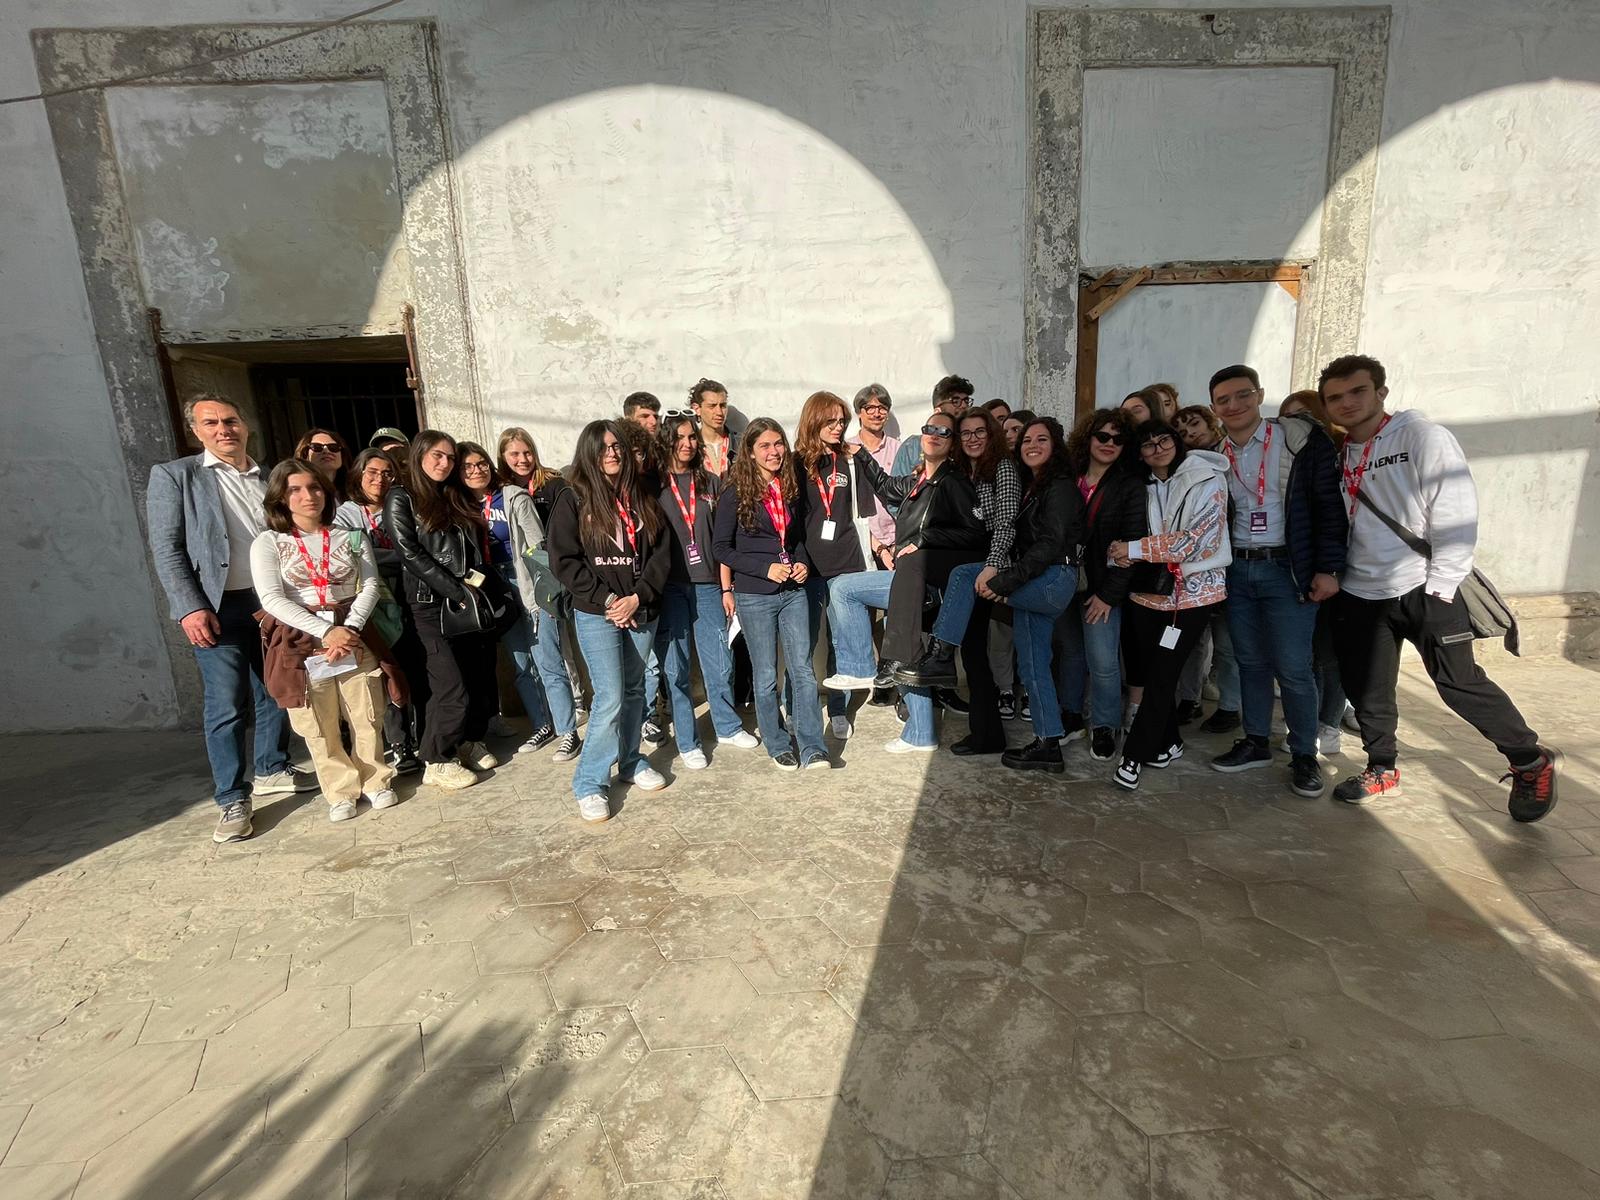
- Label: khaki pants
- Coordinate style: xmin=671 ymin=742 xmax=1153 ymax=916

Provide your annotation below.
xmin=287 ymin=648 xmax=395 ymax=805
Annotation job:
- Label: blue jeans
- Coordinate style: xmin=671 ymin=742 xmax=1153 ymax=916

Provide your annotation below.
xmin=1055 ymin=600 xmax=1124 ymax=729
xmin=930 ymin=562 xmax=987 ymax=645
xmin=497 ymin=564 xmax=551 ymax=729
xmin=571 ymin=610 xmax=656 ymax=799
xmin=530 ymin=609 xmax=577 ymax=735
xmin=193 ymin=589 xmax=291 ymax=806
xmin=1006 ymin=565 xmax=1075 ymax=739
xmin=826 ymin=570 xmax=893 ymax=677
xmin=656 ymin=580 xmax=742 ymax=753
xmin=799 ymin=575 xmax=847 ymax=720
xmin=901 ymin=688 xmax=938 ymax=747
xmin=1226 ymin=558 xmax=1320 ymax=757
xmin=736 ymin=588 xmax=825 ymax=761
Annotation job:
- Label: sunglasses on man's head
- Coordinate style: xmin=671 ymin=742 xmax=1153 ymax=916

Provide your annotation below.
xmin=1090 ymin=431 xmax=1126 ymax=446
xmin=921 ymin=425 xmax=955 ymax=438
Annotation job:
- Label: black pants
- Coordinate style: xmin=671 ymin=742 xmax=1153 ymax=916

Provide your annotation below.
xmin=1331 ymin=585 xmax=1538 ymax=768
xmin=1122 ymin=603 xmax=1216 ymax=763
xmin=383 ymin=594 xmax=431 ymax=753
xmin=960 ymin=596 xmax=1004 ymax=748
xmin=412 ymin=610 xmax=499 ymax=764
xmin=882 ymin=548 xmax=974 ymax=665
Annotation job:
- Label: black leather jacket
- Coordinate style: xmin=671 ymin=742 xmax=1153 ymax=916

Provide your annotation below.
xmin=993 ymin=473 xmax=1085 ymax=595
xmin=384 ymin=485 xmax=482 ymax=609
xmin=856 ymin=455 xmax=985 ymax=554
xmin=1081 ymin=467 xmax=1148 ymax=606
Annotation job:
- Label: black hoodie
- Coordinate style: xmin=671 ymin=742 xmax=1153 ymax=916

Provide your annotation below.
xmin=546 ymin=486 xmax=671 ymax=619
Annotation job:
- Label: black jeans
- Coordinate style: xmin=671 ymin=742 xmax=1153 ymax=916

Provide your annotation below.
xmin=881 ymin=548 xmax=976 ymax=665
xmin=412 ymin=610 xmax=499 ymax=764
xmin=383 ymin=592 xmax=431 ymax=754
xmin=1332 ymin=585 xmax=1538 ymax=768
xmin=1122 ymin=603 xmax=1216 ymax=764
xmin=960 ymin=595 xmax=1004 ymax=748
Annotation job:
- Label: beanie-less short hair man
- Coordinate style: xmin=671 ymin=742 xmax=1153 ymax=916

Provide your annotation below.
xmin=1320 ymin=354 xmax=1558 ymax=820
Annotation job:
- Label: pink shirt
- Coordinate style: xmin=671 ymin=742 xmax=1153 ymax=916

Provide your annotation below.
xmin=848 ymin=432 xmax=901 ymax=552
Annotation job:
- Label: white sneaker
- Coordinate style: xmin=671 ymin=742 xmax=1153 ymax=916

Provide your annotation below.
xmin=1317 ymin=724 xmax=1342 ymax=756
xmin=458 ymin=741 xmax=498 ymax=771
xmin=328 ymin=799 xmax=358 ymax=822
xmin=831 ymin=716 xmax=854 ymax=741
xmin=822 ymin=673 xmax=877 ymax=691
xmin=681 ymin=748 xmax=709 ymax=770
xmin=423 ymin=761 xmax=479 ymax=791
xmin=253 ymin=768 xmax=316 ymax=797
xmin=885 ymin=737 xmax=936 ymax=755
xmin=486 ymin=715 xmax=516 ymax=738
xmin=718 ymin=729 xmax=760 ymax=750
xmin=365 ymin=789 xmax=399 ymax=810
xmin=577 ymin=793 xmax=610 ymax=823
xmin=623 ymin=765 xmax=668 ymax=792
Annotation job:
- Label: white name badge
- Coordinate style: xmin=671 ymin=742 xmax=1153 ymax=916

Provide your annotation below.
xmin=1249 ymin=510 xmax=1269 ymax=534
xmin=820 ymin=520 xmax=837 ymax=541
xmin=1159 ymin=625 xmax=1182 ymax=650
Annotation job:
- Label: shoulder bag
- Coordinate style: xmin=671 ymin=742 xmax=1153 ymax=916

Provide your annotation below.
xmin=1354 ymin=490 xmax=1520 ymax=655
xmin=345 ymin=529 xmax=405 ymax=648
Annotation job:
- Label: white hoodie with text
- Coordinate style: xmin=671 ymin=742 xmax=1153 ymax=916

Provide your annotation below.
xmin=1342 ymin=409 xmax=1477 ymax=602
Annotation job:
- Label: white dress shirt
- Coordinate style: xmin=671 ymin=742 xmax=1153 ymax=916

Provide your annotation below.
xmin=204 ymin=449 xmax=267 ymax=590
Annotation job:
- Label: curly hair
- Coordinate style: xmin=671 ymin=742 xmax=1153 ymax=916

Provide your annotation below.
xmin=730 ymin=418 xmax=798 ymax=531
xmin=1066 ymin=407 xmax=1137 ymax=476
xmin=957 ymin=409 xmax=1007 ymax=483
xmin=794 ymin=391 xmax=852 ymax=480
xmin=656 ymin=413 xmax=712 ymax=494
xmin=1173 ymin=404 xmax=1224 ymax=449
xmin=689 ymin=377 xmax=728 ymax=407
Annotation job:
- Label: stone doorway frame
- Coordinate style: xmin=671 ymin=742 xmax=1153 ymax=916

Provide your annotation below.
xmin=1025 ymin=6 xmax=1392 ymax=412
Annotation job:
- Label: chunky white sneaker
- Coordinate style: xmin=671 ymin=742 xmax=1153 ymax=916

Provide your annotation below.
xmin=365 ymin=789 xmax=399 ymax=810
xmin=718 ymin=729 xmax=760 ymax=750
xmin=423 ymin=761 xmax=479 ymax=791
xmin=253 ymin=768 xmax=316 ymax=797
xmin=884 ymin=737 xmax=936 ymax=755
xmin=328 ymin=799 xmax=358 ymax=822
xmin=830 ymin=716 xmax=854 ymax=741
xmin=458 ymin=741 xmax=498 ymax=771
xmin=822 ymin=673 xmax=877 ymax=691
xmin=681 ymin=748 xmax=709 ymax=770
xmin=1114 ymin=757 xmax=1142 ymax=790
xmin=1317 ymin=723 xmax=1342 ymax=756
xmin=624 ymin=765 xmax=668 ymax=792
xmin=578 ymin=793 xmax=610 ymax=823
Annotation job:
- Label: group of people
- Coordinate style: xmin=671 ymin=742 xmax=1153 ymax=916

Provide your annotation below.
xmin=147 ymin=357 xmax=1559 ymax=844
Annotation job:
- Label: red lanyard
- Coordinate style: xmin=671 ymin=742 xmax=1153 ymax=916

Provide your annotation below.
xmin=1222 ymin=422 xmax=1274 ymax=507
xmin=816 ymin=454 xmax=841 ymax=519
xmin=291 ymin=527 xmax=333 ymax=608
xmin=907 ymin=464 xmax=931 ymax=500
xmin=364 ymin=507 xmax=392 ymax=548
xmin=667 ymin=473 xmax=698 ymax=529
xmin=705 ymin=437 xmax=728 ymax=478
xmin=762 ymin=480 xmax=791 ymax=562
xmin=480 ymin=493 xmax=498 ymax=562
xmin=614 ymin=497 xmax=639 ymax=555
xmin=1341 ymin=414 xmax=1392 ymax=519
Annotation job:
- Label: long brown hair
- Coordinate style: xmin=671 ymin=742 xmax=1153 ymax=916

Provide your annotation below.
xmin=656 ymin=414 xmax=712 ymax=494
xmin=263 ymin=459 xmax=336 ymax=533
xmin=794 ymin=391 xmax=851 ymax=480
xmin=731 ymin=418 xmax=798 ymax=531
xmin=496 ymin=427 xmax=561 ymax=492
xmin=406 ymin=430 xmax=483 ymax=533
xmin=567 ymin=420 xmax=664 ymax=553
xmin=958 ymin=409 xmax=1006 ymax=483
xmin=294 ymin=427 xmax=353 ymax=500
xmin=350 ymin=447 xmax=400 ymax=506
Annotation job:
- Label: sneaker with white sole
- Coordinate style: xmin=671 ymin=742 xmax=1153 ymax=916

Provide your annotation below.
xmin=423 ymin=761 xmax=479 ymax=791
xmin=1317 ymin=724 xmax=1342 ymax=756
xmin=822 ymin=672 xmax=877 ymax=691
xmin=577 ymin=793 xmax=610 ymax=823
xmin=365 ymin=789 xmax=399 ymax=810
xmin=642 ymin=717 xmax=666 ymax=745
xmin=885 ymin=737 xmax=936 ymax=755
xmin=772 ymin=751 xmax=801 ymax=771
xmin=1113 ymin=757 xmax=1141 ymax=790
xmin=213 ymin=799 xmax=253 ymax=843
xmin=551 ymin=731 xmax=582 ymax=763
xmin=802 ymin=750 xmax=832 ymax=769
xmin=623 ymin=765 xmax=668 ymax=792
xmin=718 ymin=729 xmax=760 ymax=750
xmin=1147 ymin=742 xmax=1184 ymax=769
xmin=681 ymin=748 xmax=709 ymax=770
xmin=518 ymin=724 xmax=556 ymax=754
xmin=458 ymin=741 xmax=498 ymax=771
xmin=253 ymin=768 xmax=315 ymax=797
xmin=830 ymin=716 xmax=853 ymax=741
xmin=328 ymin=799 xmax=358 ymax=822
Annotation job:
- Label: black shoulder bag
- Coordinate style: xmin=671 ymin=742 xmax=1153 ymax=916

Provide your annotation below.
xmin=1354 ymin=490 xmax=1520 ymax=655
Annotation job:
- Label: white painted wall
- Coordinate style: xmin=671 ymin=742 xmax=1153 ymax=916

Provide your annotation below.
xmin=1 ymin=0 xmax=1596 ymax=731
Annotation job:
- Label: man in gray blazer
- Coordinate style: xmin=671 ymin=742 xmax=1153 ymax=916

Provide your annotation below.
xmin=147 ymin=395 xmax=312 ymax=843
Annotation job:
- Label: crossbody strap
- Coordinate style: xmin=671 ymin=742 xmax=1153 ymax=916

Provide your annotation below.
xmin=1355 ymin=489 xmax=1432 ymax=559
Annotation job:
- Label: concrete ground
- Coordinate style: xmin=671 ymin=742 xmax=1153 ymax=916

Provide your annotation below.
xmin=1 ymin=651 xmax=1599 ymax=1199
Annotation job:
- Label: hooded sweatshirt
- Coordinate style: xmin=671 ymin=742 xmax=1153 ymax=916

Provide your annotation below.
xmin=1340 ymin=409 xmax=1476 ymax=602
xmin=1125 ymin=449 xmax=1232 ymax=612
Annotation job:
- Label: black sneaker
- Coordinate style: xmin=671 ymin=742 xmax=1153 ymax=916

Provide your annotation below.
xmin=1290 ymin=754 xmax=1325 ymax=798
xmin=517 ymin=724 xmax=556 ymax=754
xmin=935 ymin=688 xmax=969 ymax=715
xmin=551 ymin=731 xmax=583 ymax=763
xmin=1333 ymin=764 xmax=1400 ymax=804
xmin=873 ymin=662 xmax=899 ymax=690
xmin=1211 ymin=737 xmax=1272 ymax=773
xmin=869 ymin=685 xmax=900 ymax=707
xmin=998 ymin=691 xmax=1017 ymax=721
xmin=642 ymin=717 xmax=666 ymax=745
xmin=1175 ymin=700 xmax=1204 ymax=726
xmin=388 ymin=747 xmax=423 ymax=776
xmin=894 ymin=641 xmax=959 ymax=689
xmin=1089 ymin=727 xmax=1117 ymax=761
xmin=772 ymin=751 xmax=801 ymax=771
xmin=1001 ymin=737 xmax=1064 ymax=774
xmin=1504 ymin=747 xmax=1559 ymax=823
xmin=1060 ymin=712 xmax=1086 ymax=743
xmin=801 ymin=750 xmax=832 ymax=770
xmin=1147 ymin=741 xmax=1183 ymax=769
xmin=951 ymin=735 xmax=1004 ymax=757
xmin=1113 ymin=757 xmax=1141 ymax=790
xmin=1200 ymin=708 xmax=1241 ymax=734
xmin=1019 ymin=694 xmax=1032 ymax=721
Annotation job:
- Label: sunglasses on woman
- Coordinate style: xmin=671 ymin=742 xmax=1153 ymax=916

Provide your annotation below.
xmin=306 ymin=442 xmax=342 ymax=454
xmin=1090 ymin=431 xmax=1125 ymax=446
xmin=921 ymin=424 xmax=954 ymax=438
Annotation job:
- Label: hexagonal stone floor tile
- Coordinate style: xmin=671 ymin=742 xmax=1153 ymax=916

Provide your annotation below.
xmin=507 ymin=1005 xmax=649 ymax=1123
xmin=827 ymin=945 xmax=954 ymax=1032
xmin=601 ymin=1047 xmax=757 ymax=1183
xmin=630 ymin=959 xmax=755 ymax=1050
xmin=576 ymin=872 xmax=678 ymax=929
xmin=546 ymin=931 xmax=665 ymax=1008
xmin=1074 ymin=1013 xmax=1229 ymax=1136
xmin=649 ymin=894 xmax=761 ymax=961
xmin=721 ymin=1096 xmax=890 ymax=1200
xmin=726 ymin=990 xmax=856 ymax=1100
xmin=448 ymin=1114 xmax=625 ymax=1198
xmin=345 ymin=1066 xmax=512 ymax=1197
xmin=1018 ymin=928 xmax=1143 ymax=1015
xmin=840 ymin=1030 xmax=987 ymax=1160
xmin=1395 ymin=1106 xmax=1600 ymax=1200
xmin=939 ymin=973 xmax=1077 ymax=1079
xmin=472 ymin=903 xmax=586 ymax=974
xmin=985 ymin=1073 xmax=1148 ymax=1200
xmin=817 ymin=879 xmax=921 ymax=947
xmin=194 ymin=985 xmax=349 ymax=1090
xmin=731 ymin=917 xmax=848 ymax=993
xmin=264 ymin=1024 xmax=424 ymax=1143
xmin=1143 ymin=960 xmax=1290 ymax=1058
xmin=1082 ymin=893 xmax=1202 ymax=965
xmin=73 ymin=1083 xmax=264 ymax=1200
xmin=1149 ymin=1129 xmax=1323 ymax=1200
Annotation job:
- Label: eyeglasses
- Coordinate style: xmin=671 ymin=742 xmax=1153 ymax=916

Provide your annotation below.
xmin=859 ymin=404 xmax=889 ymax=416
xmin=959 ymin=429 xmax=987 ymax=441
xmin=921 ymin=425 xmax=955 ymax=438
xmin=1213 ymin=387 xmax=1262 ymax=407
xmin=1140 ymin=435 xmax=1176 ymax=453
xmin=601 ymin=443 xmax=623 ymax=457
xmin=307 ymin=442 xmax=341 ymax=454
xmin=462 ymin=461 xmax=492 ymax=474
xmin=1090 ymin=431 xmax=1126 ymax=446
xmin=822 ymin=417 xmax=848 ymax=428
